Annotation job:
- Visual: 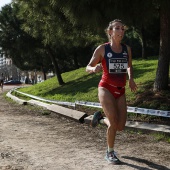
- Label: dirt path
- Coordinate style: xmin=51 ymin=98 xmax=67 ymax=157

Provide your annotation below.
xmin=0 ymin=86 xmax=170 ymax=170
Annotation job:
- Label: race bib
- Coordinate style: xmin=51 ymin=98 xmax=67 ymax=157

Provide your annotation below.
xmin=109 ymin=58 xmax=128 ymax=73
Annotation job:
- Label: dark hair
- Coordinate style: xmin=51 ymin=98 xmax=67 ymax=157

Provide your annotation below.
xmin=107 ymin=19 xmax=123 ymax=30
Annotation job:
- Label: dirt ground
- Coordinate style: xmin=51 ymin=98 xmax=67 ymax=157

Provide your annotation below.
xmin=0 ymin=86 xmax=170 ymax=170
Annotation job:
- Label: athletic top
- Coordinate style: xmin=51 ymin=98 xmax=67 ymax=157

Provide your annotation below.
xmin=101 ymin=43 xmax=129 ymax=87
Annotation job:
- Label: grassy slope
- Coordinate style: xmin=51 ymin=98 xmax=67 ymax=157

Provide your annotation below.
xmin=18 ymin=57 xmax=170 ymax=111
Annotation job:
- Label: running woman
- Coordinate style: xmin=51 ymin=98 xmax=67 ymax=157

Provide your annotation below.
xmin=86 ymin=19 xmax=137 ymax=164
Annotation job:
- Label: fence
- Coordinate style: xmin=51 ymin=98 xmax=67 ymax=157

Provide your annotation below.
xmin=13 ymin=89 xmax=170 ymax=118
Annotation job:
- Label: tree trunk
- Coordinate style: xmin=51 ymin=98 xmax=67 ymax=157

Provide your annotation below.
xmin=46 ymin=45 xmax=65 ymax=85
xmin=73 ymin=52 xmax=79 ymax=69
xmin=153 ymin=5 xmax=170 ymax=91
xmin=141 ymin=25 xmax=147 ymax=59
xmin=42 ymin=66 xmax=46 ymax=80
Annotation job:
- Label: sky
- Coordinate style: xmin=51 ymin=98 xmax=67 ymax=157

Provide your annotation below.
xmin=0 ymin=0 xmax=12 ymax=9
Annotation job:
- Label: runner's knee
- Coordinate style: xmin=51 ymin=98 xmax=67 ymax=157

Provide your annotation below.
xmin=117 ymin=122 xmax=126 ymax=131
xmin=117 ymin=126 xmax=125 ymax=131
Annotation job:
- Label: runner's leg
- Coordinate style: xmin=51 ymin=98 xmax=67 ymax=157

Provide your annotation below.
xmin=98 ymin=87 xmax=118 ymax=149
xmin=116 ymin=94 xmax=127 ymax=131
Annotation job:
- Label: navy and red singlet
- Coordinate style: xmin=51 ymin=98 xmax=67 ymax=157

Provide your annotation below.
xmin=98 ymin=43 xmax=129 ymax=98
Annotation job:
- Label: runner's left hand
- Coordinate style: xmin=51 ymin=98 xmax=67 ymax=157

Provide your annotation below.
xmin=129 ymin=79 xmax=137 ymax=92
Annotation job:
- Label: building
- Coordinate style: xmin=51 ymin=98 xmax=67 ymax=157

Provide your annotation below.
xmin=0 ymin=53 xmax=20 ymax=81
xmin=0 ymin=52 xmax=54 ymax=83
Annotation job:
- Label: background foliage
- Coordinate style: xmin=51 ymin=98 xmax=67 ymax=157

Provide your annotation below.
xmin=0 ymin=0 xmax=169 ymax=90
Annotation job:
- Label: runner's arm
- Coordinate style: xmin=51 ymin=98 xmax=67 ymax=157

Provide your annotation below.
xmin=127 ymin=46 xmax=137 ymax=92
xmin=86 ymin=45 xmax=104 ymax=74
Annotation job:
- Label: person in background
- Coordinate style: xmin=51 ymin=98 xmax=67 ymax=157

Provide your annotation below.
xmin=0 ymin=73 xmax=4 ymax=91
xmin=86 ymin=19 xmax=137 ymax=164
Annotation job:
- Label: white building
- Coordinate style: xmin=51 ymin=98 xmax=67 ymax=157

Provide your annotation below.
xmin=0 ymin=54 xmax=12 ymax=66
xmin=0 ymin=51 xmax=54 ymax=83
xmin=0 ymin=53 xmax=20 ymax=81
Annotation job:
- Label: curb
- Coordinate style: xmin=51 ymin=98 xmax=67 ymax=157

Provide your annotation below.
xmin=85 ymin=115 xmax=170 ymax=134
xmin=27 ymin=99 xmax=51 ymax=109
xmin=28 ymin=100 xmax=88 ymax=123
xmin=47 ymin=104 xmax=87 ymax=123
xmin=6 ymin=92 xmax=27 ymax=105
xmin=7 ymin=91 xmax=87 ymax=123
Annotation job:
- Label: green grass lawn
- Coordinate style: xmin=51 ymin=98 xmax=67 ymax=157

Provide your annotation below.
xmin=17 ymin=56 xmax=169 ymax=111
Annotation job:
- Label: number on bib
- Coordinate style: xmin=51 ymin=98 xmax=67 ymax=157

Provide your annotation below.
xmin=109 ymin=58 xmax=128 ymax=73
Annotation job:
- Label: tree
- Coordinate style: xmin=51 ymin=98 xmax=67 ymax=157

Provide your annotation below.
xmin=153 ymin=2 xmax=170 ymax=91
xmin=0 ymin=4 xmax=52 ymax=76
xmin=15 ymin=0 xmax=103 ymax=85
xmin=14 ymin=0 xmax=65 ymax=85
xmin=4 ymin=0 xmax=169 ymax=90
xmin=51 ymin=0 xmax=169 ymax=91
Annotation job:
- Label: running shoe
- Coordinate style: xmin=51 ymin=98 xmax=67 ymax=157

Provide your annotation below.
xmin=105 ymin=150 xmax=121 ymax=164
xmin=91 ymin=111 xmax=103 ymax=127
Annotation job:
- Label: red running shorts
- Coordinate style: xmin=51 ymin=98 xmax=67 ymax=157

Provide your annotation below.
xmin=98 ymin=80 xmax=125 ymax=99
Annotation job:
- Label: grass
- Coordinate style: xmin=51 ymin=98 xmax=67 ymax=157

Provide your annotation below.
xmin=125 ymin=57 xmax=158 ymax=102
xmin=18 ymin=67 xmax=101 ymax=102
xmin=125 ymin=129 xmax=170 ymax=143
xmin=152 ymin=132 xmax=170 ymax=143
